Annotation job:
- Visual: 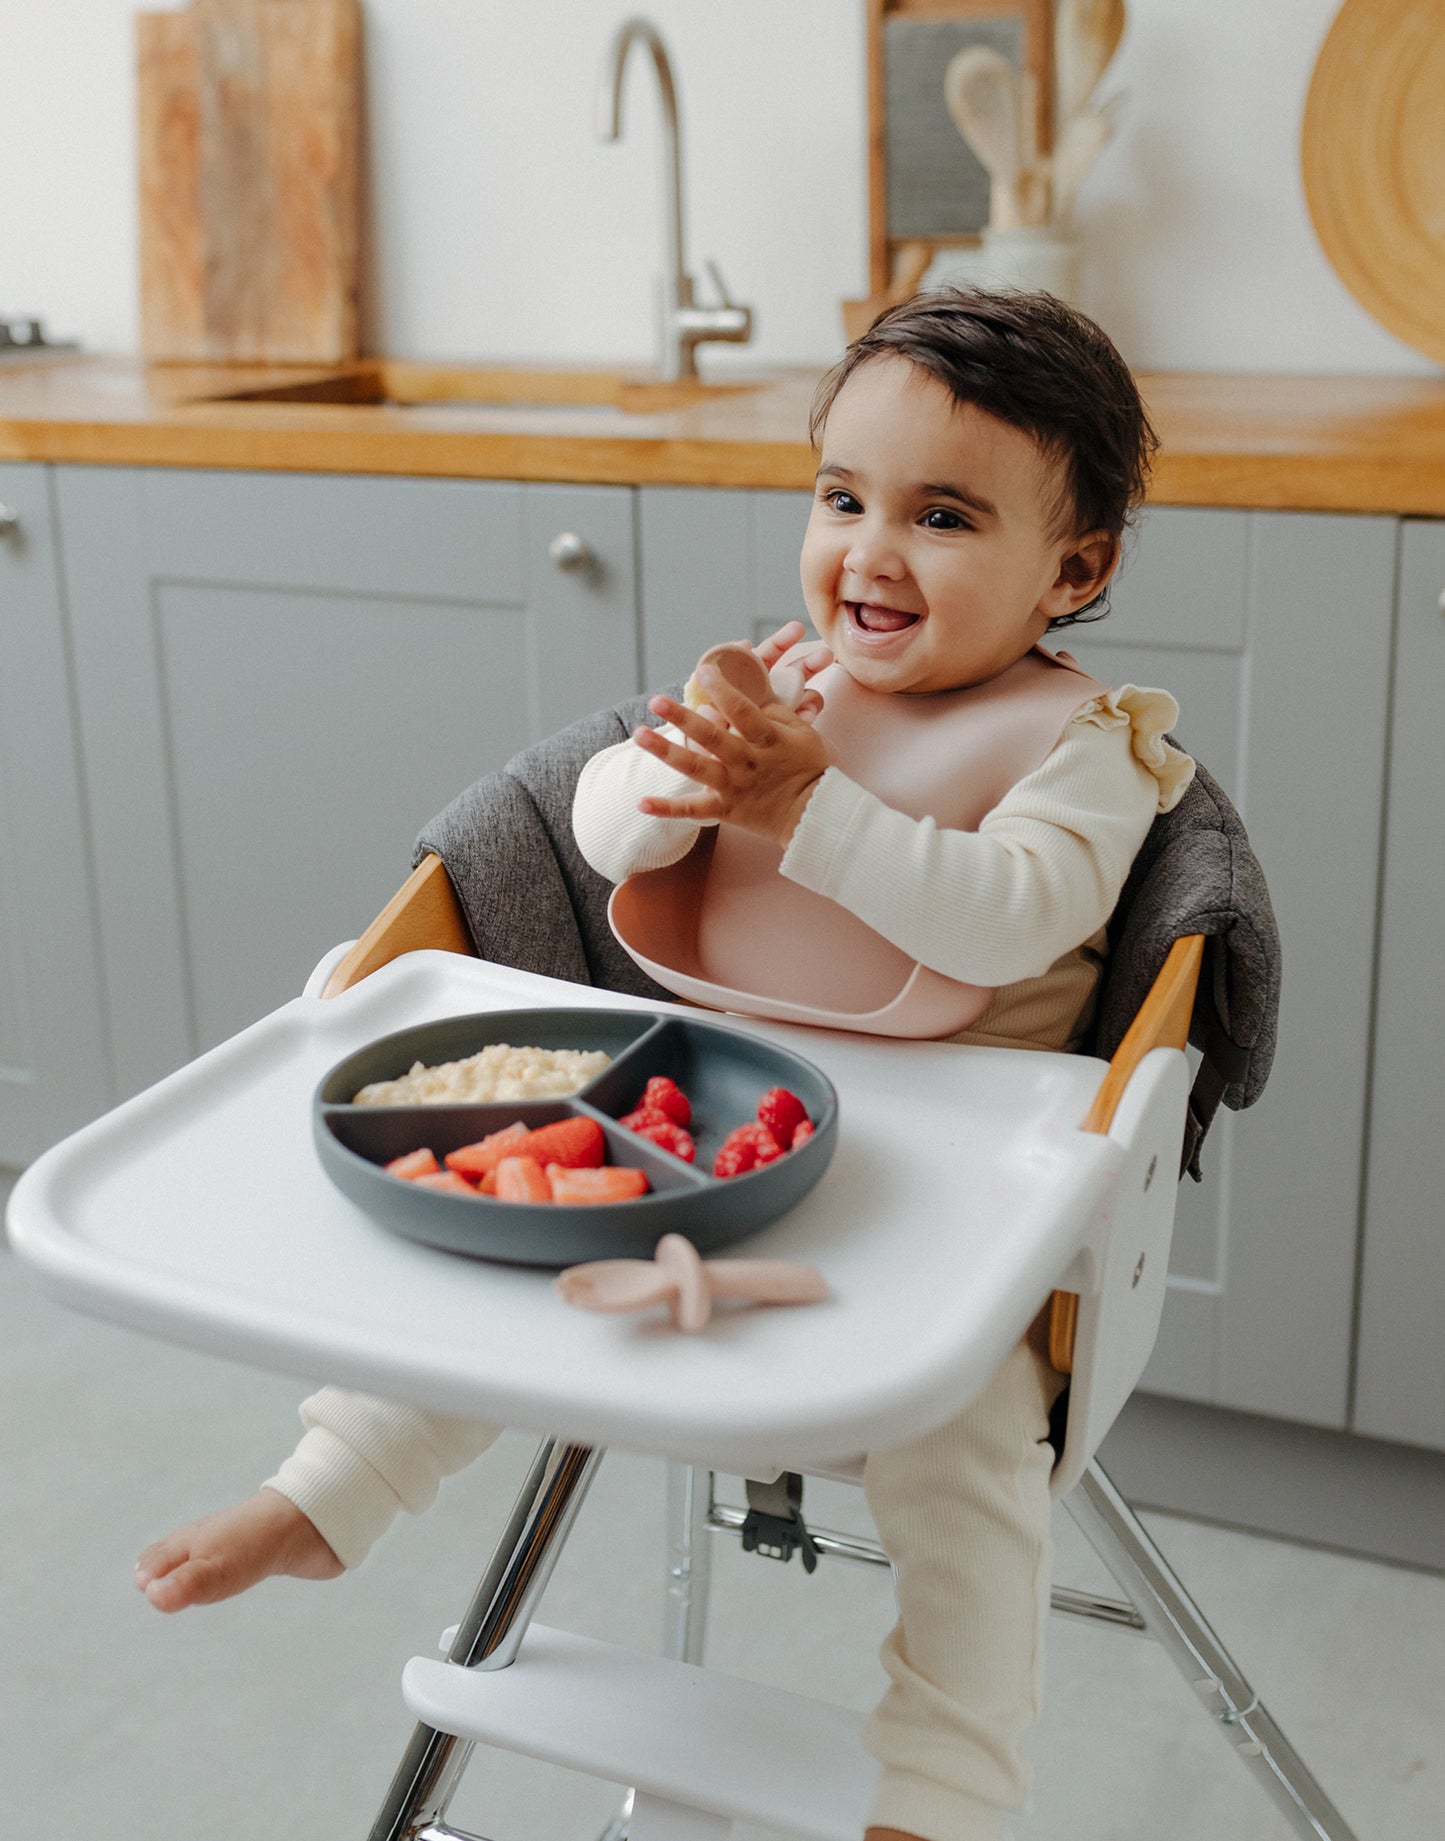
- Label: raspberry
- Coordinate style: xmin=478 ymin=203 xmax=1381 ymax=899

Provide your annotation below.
xmin=630 ymin=1118 xmax=696 ymax=1163
xmin=619 ymin=1105 xmax=672 ymax=1133
xmin=711 ymin=1121 xmax=782 ymax=1178
xmin=742 ymin=1121 xmax=785 ymax=1165
xmin=790 ymin=1119 xmax=814 ymax=1150
xmin=642 ymin=1075 xmax=692 ymax=1127
xmin=712 ymin=1137 xmax=756 ymax=1179
xmin=757 ymin=1087 xmax=808 ymax=1145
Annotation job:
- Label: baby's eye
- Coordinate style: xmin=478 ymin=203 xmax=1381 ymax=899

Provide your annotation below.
xmin=920 ymin=507 xmax=969 ymax=531
xmin=822 ymin=488 xmax=862 ymax=515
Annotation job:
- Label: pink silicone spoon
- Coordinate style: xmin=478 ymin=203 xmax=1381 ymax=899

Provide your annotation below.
xmin=554 ymin=1235 xmax=829 ymax=1333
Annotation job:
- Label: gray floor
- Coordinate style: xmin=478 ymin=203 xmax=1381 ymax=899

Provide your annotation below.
xmin=3 ymin=1195 xmax=1440 ymax=1841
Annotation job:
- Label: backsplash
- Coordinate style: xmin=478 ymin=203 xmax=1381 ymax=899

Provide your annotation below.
xmin=4 ymin=0 xmax=1436 ymax=375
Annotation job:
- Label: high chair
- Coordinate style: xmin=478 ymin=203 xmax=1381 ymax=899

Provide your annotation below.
xmin=8 ymin=692 xmax=1348 ymax=1841
xmin=303 ymin=825 xmax=1347 ymax=1839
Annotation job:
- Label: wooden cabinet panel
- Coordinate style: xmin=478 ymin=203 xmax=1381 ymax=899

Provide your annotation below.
xmin=54 ymin=468 xmax=640 ymax=1082
xmin=0 ymin=466 xmax=113 ymax=1163
xmin=1355 ymin=519 xmax=1445 ymax=1449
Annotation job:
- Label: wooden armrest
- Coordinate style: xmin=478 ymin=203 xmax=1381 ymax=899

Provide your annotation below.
xmin=321 ymin=853 xmax=476 ymax=998
xmin=1080 ymin=933 xmax=1205 ymax=1136
xmin=1048 ymin=933 xmax=1206 ymax=1373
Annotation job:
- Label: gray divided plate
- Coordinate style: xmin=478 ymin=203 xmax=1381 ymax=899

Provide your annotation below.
xmin=313 ymin=1007 xmax=838 ymax=1266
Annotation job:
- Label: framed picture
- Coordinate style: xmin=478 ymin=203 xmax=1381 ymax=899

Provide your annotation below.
xmin=867 ymin=0 xmax=1054 ymax=294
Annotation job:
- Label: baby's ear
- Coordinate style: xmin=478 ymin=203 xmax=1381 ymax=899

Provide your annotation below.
xmin=1059 ymin=531 xmax=1119 ymax=604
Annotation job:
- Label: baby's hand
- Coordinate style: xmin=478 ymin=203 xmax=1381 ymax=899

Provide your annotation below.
xmin=134 ymin=1488 xmax=342 ymax=1613
xmin=750 ymin=621 xmax=832 ymax=721
xmin=635 ymin=662 xmax=833 ymax=847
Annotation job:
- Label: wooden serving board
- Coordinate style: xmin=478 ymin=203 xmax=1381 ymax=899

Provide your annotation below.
xmin=137 ymin=0 xmax=361 ymax=363
xmin=1301 ymin=0 xmax=1445 ymax=366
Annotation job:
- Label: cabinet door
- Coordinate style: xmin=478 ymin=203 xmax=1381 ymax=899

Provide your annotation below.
xmin=54 ymin=469 xmax=639 ymax=1090
xmin=639 ymin=486 xmax=813 ymax=686
xmin=1355 ymin=519 xmax=1445 ymax=1449
xmin=1067 ymin=508 xmax=1396 ymax=1427
xmin=0 ymin=465 xmax=113 ymax=1162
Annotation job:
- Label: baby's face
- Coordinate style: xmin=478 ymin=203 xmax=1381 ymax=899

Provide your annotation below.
xmin=800 ymin=355 xmax=1100 ymax=695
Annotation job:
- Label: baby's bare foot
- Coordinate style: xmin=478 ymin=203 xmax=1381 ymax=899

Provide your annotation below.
xmin=134 ymin=1488 xmax=342 ymax=1613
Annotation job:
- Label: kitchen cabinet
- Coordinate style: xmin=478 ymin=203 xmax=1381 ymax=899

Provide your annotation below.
xmin=51 ymin=468 xmax=640 ymax=1094
xmin=1068 ymin=508 xmax=1395 ymax=1429
xmin=0 ymin=465 xmax=114 ymax=1165
xmin=1 ymin=459 xmax=1419 ymax=1453
xmin=639 ymin=486 xmax=814 ymax=684
xmin=1355 ymin=518 xmax=1445 ymax=1451
xmin=641 ymin=489 xmax=1398 ymax=1429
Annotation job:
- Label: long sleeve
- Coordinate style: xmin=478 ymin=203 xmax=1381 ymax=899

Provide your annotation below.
xmin=263 ymin=1388 xmax=502 ymax=1570
xmin=779 ymin=688 xmax=1193 ymax=988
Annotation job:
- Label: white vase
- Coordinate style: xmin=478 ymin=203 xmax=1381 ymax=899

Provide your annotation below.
xmin=923 ymin=228 xmax=1080 ymax=305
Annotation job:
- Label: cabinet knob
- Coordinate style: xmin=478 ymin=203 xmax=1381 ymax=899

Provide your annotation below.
xmin=548 ymin=531 xmax=595 ymax=573
xmin=1438 ymin=585 xmax=1445 ymax=615
xmin=0 ymin=503 xmax=18 ymax=538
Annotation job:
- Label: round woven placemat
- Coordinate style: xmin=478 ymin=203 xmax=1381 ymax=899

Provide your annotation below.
xmin=1301 ymin=0 xmax=1445 ymax=365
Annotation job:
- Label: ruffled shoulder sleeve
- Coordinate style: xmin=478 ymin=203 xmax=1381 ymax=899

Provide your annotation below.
xmin=1068 ymin=685 xmax=1196 ymax=813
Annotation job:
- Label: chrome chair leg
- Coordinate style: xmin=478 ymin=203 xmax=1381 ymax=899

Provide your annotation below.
xmin=587 ymin=1463 xmax=716 ymax=1841
xmin=1066 ymin=1460 xmax=1361 ymax=1841
xmin=366 ymin=1438 xmax=604 ymax=1841
xmin=593 ymin=1786 xmax=636 ymax=1841
xmin=663 ymin=1462 xmax=715 ymax=1665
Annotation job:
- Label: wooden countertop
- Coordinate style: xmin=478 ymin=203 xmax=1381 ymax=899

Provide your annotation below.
xmin=3 ymin=355 xmax=1445 ymax=514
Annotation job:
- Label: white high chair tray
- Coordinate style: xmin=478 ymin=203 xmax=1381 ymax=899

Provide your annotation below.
xmin=7 ymin=953 xmax=1121 ymax=1474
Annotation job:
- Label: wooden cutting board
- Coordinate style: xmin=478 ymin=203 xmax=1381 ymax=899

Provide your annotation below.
xmin=137 ymin=0 xmax=361 ymax=364
xmin=1302 ymin=0 xmax=1445 ymax=366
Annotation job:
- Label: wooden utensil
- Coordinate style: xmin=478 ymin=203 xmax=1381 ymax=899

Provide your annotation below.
xmin=944 ymin=46 xmax=1026 ymax=230
xmin=1050 ymin=94 xmax=1122 ymax=223
xmin=137 ymin=0 xmax=362 ymax=363
xmin=1302 ymin=0 xmax=1445 ymax=367
xmin=1055 ymin=0 xmax=1126 ymax=126
xmin=1013 ymin=72 xmax=1052 ymax=228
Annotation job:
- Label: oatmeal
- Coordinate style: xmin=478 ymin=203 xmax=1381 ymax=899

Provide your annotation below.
xmin=353 ymin=1043 xmax=611 ymax=1107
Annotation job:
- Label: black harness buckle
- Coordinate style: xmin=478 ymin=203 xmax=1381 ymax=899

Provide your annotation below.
xmin=741 ymin=1473 xmax=820 ymax=1573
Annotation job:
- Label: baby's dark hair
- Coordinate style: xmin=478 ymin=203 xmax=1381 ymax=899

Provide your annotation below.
xmin=810 ymin=287 xmax=1158 ymax=626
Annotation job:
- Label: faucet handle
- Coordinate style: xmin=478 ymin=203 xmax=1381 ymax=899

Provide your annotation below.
xmin=677 ymin=259 xmax=755 ymax=354
xmin=702 ymin=258 xmax=741 ymax=309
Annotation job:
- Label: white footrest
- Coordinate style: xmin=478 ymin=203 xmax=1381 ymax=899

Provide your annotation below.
xmin=403 ymin=1626 xmax=877 ymax=1841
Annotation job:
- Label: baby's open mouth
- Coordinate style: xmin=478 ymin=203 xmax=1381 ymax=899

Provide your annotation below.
xmin=848 ymin=601 xmax=921 ymax=635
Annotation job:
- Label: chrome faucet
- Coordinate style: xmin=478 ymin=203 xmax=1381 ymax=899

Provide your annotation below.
xmin=595 ymin=16 xmax=754 ymax=381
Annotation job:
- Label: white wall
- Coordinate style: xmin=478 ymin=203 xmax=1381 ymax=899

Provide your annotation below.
xmin=3 ymin=0 xmax=1436 ymax=375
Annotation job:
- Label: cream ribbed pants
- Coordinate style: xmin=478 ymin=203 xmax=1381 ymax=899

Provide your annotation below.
xmin=272 ymin=1336 xmax=1064 ymax=1841
xmin=861 ymin=1336 xmax=1067 ymax=1841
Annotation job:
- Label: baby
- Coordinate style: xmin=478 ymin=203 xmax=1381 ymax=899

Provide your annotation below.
xmin=135 ymin=288 xmax=1192 ymax=1841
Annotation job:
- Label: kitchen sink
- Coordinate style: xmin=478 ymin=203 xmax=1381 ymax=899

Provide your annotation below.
xmin=198 ymin=361 xmax=761 ymax=415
